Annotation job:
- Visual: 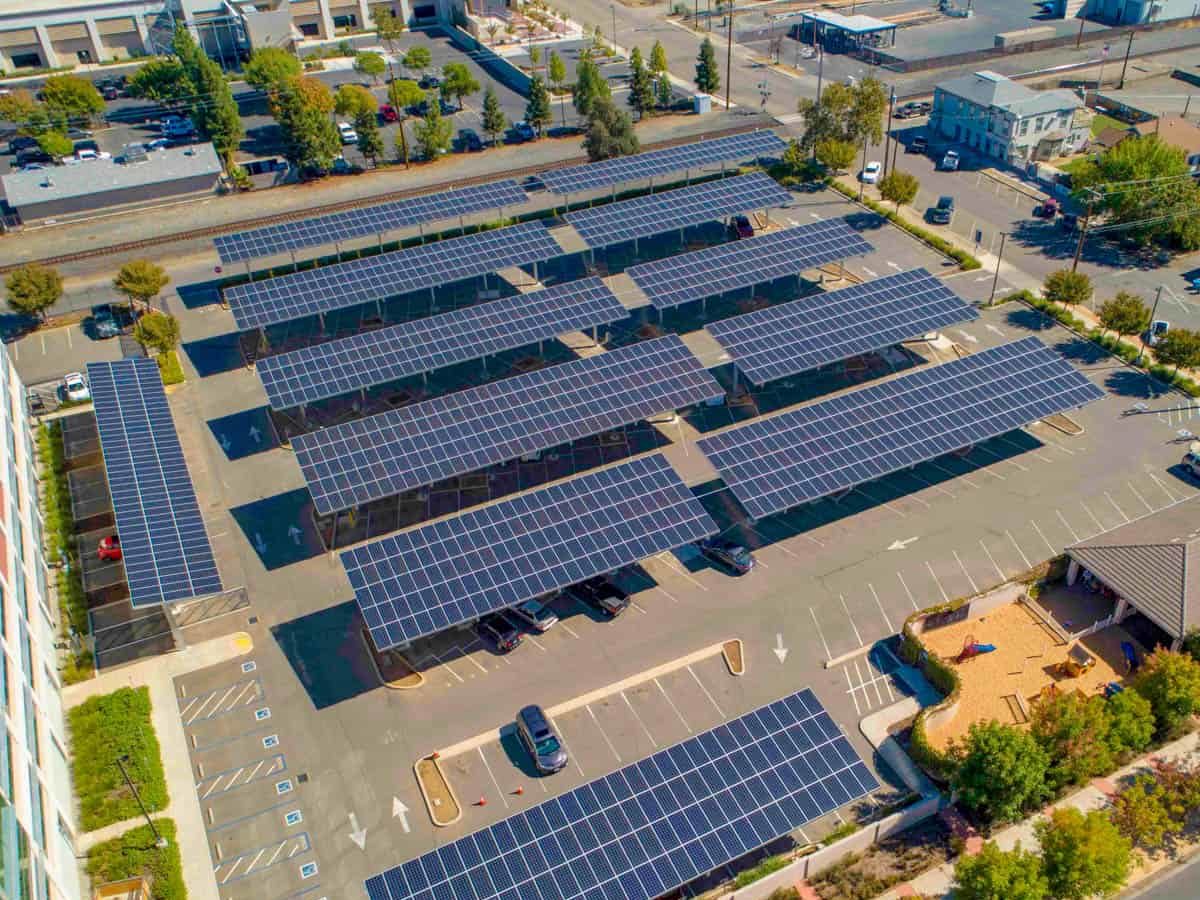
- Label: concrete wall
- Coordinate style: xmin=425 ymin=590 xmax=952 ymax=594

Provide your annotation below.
xmin=14 ymin=172 xmax=219 ymax=224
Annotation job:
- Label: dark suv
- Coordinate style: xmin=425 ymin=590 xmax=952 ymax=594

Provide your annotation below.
xmin=928 ymin=195 xmax=955 ymax=225
xmin=476 ymin=613 xmax=522 ymax=652
xmin=572 ymin=576 xmax=630 ymax=617
xmin=697 ymin=537 xmax=755 ymax=575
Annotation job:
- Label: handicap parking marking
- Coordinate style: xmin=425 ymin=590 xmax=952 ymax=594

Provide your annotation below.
xmin=213 ymin=832 xmax=312 ymax=885
xmin=179 ymin=677 xmax=264 ymax=726
xmin=195 ymin=753 xmax=286 ymax=800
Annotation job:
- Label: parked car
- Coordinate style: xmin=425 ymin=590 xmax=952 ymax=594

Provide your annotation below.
xmin=1060 ymin=213 xmax=1079 ymax=232
xmin=100 ymin=84 xmax=120 ymax=101
xmin=7 ymin=135 xmax=38 ymax=155
xmin=160 ymin=115 xmax=195 ymax=138
xmin=1034 ymin=198 xmax=1058 ymax=218
xmin=939 ymin=149 xmax=960 ymax=171
xmin=511 ymin=120 xmax=536 ymax=143
xmin=1182 ymin=442 xmax=1200 ymax=479
xmin=908 ymin=135 xmax=927 ymax=154
xmin=337 ymin=122 xmax=359 ymax=145
xmin=418 ymin=73 xmax=442 ymax=90
xmin=97 ymin=535 xmax=121 ymax=561
xmin=330 ymin=156 xmax=362 ymax=175
xmin=74 ymin=147 xmax=111 ymax=161
xmin=476 ymin=612 xmax=522 ymax=652
xmin=696 ymin=537 xmax=755 ymax=575
xmin=1145 ymin=319 xmax=1170 ymax=347
xmin=15 ymin=149 xmax=52 ymax=168
xmin=895 ymin=101 xmax=931 ymax=119
xmin=515 ymin=705 xmax=568 ymax=774
xmin=143 ymin=138 xmax=171 ymax=152
xmin=860 ymin=160 xmax=882 ymax=184
xmin=572 ymin=576 xmax=630 ymax=617
xmin=377 ymin=103 xmax=399 ymax=123
xmin=729 ymin=214 xmax=754 ymax=239
xmin=457 ymin=128 xmax=483 ymax=152
xmin=508 ymin=597 xmax=558 ymax=632
xmin=63 ymin=372 xmax=90 ymax=403
xmin=89 ymin=304 xmax=121 ymax=339
xmin=928 ymin=195 xmax=955 ymax=225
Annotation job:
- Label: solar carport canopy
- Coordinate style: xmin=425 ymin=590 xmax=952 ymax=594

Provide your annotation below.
xmin=224 ymin=221 xmax=561 ymax=331
xmin=343 ymin=453 xmax=717 ymax=650
xmin=539 ymin=130 xmax=788 ymax=194
xmin=213 ymin=180 xmax=527 ymax=264
xmin=626 ymin=220 xmax=872 ymax=310
xmin=256 ymin=276 xmax=626 ymax=410
xmin=698 ymin=337 xmax=1106 ymax=520
xmin=364 ymin=687 xmax=877 ymax=900
xmin=294 ymin=335 xmax=722 ymax=516
xmin=564 ymin=173 xmax=792 ymax=248
xmin=705 ymin=268 xmax=978 ymax=385
xmin=88 ymin=358 xmax=223 ymax=606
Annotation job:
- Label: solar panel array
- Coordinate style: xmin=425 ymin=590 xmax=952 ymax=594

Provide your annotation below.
xmin=365 ymin=687 xmax=877 ymax=900
xmin=565 ymin=173 xmax=792 ymax=249
xmin=87 ymin=359 xmax=223 ymax=607
xmin=540 ymin=130 xmax=788 ymax=194
xmin=295 ymin=336 xmax=722 ymax=515
xmin=256 ymin=277 xmax=626 ymax=410
xmin=224 ymin=221 xmax=562 ymax=331
xmin=697 ymin=337 xmax=1106 ymax=520
xmin=627 ymin=220 xmax=872 ymax=310
xmin=706 ymin=268 xmax=979 ymax=385
xmin=214 ymin=181 xmax=528 ymax=264
xmin=343 ymin=454 xmax=717 ymax=649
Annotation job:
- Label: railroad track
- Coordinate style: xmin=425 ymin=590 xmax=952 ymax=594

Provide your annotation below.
xmin=0 ymin=120 xmax=769 ymax=274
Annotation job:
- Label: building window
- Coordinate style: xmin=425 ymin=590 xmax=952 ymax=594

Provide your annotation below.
xmin=76 ymin=49 xmax=93 ymax=64
xmin=298 ymin=22 xmax=319 ymax=36
xmin=333 ymin=13 xmax=358 ymax=28
xmin=1019 ymin=119 xmax=1029 ymax=136
xmin=413 ymin=4 xmax=437 ymax=18
xmin=27 ymin=766 xmax=43 ymax=850
xmin=23 ymin=690 xmax=38 ymax=766
xmin=9 ymin=53 xmax=41 ymax=70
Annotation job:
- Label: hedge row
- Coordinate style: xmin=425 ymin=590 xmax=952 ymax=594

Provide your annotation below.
xmin=86 ymin=819 xmax=184 ymax=900
xmin=898 ymin=598 xmax=968 ymax=783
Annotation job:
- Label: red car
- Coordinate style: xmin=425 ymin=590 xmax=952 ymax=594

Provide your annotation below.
xmin=98 ymin=535 xmax=121 ymax=561
xmin=378 ymin=104 xmax=399 ymax=123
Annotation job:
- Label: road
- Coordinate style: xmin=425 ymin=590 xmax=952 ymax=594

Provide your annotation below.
xmin=1123 ymin=852 xmax=1200 ymax=898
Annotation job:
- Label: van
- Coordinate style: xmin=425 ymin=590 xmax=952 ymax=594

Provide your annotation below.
xmin=1183 ymin=442 xmax=1200 ymax=479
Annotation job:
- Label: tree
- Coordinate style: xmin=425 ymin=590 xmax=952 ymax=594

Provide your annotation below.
xmin=354 ymin=51 xmax=387 ymax=84
xmin=1042 ymin=269 xmax=1093 ymax=307
xmin=36 ymin=131 xmax=73 ymax=160
xmin=5 ymin=264 xmax=62 ymax=322
xmin=388 ymin=78 xmax=423 ymax=113
xmin=125 ymin=59 xmax=194 ymax=107
xmin=878 ymin=170 xmax=919 ymax=210
xmin=627 ymin=47 xmax=655 ymax=120
xmin=695 ymin=37 xmax=720 ymax=95
xmin=415 ymin=93 xmax=452 ymax=160
xmin=1098 ymin=291 xmax=1152 ymax=339
xmin=797 ymin=79 xmax=886 ymax=152
xmin=845 ymin=76 xmax=889 ymax=145
xmin=275 ymin=77 xmax=340 ymax=172
xmin=372 ymin=7 xmax=406 ymax=75
xmin=548 ymin=51 xmax=567 ymax=92
xmin=656 ymin=74 xmax=672 ymax=110
xmin=394 ymin=125 xmax=410 ymax=167
xmin=583 ymin=95 xmax=639 ymax=162
xmin=440 ymin=63 xmax=480 ymax=110
xmin=1134 ymin=649 xmax=1200 ymax=736
xmin=1110 ymin=775 xmax=1178 ymax=849
xmin=525 ymin=75 xmax=552 ymax=137
xmin=1036 ymin=807 xmax=1131 ymax=900
xmin=335 ymin=83 xmax=376 ymax=119
xmin=781 ymin=139 xmax=808 ymax=176
xmin=132 ymin=311 xmax=181 ymax=355
xmin=529 ymin=46 xmax=542 ymax=69
xmin=354 ymin=108 xmax=384 ymax=165
xmin=41 ymin=75 xmax=104 ymax=123
xmin=113 ymin=260 xmax=170 ymax=311
xmin=650 ymin=40 xmax=668 ymax=77
xmin=403 ymin=46 xmax=432 ymax=76
xmin=243 ymin=47 xmax=301 ymax=94
xmin=953 ymin=841 xmax=1048 ymax=900
xmin=1104 ymin=687 xmax=1155 ymax=756
xmin=486 ymin=21 xmax=500 ymax=44
xmin=573 ymin=55 xmax=610 ymax=117
xmin=191 ymin=51 xmax=244 ymax=166
xmin=1030 ymin=690 xmax=1112 ymax=791
xmin=1154 ymin=327 xmax=1200 ymax=375
xmin=951 ymin=722 xmax=1049 ymax=823
xmin=0 ymin=88 xmax=38 ymax=126
xmin=815 ymin=138 xmax=856 ymax=173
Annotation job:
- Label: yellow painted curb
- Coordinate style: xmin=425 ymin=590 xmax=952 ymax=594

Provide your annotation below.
xmin=232 ymin=632 xmax=254 ymax=653
xmin=360 ymin=627 xmax=424 ymax=690
xmin=413 ymin=756 xmax=462 ymax=827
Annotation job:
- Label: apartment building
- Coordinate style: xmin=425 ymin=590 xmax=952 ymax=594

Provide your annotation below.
xmin=0 ymin=344 xmax=81 ymax=900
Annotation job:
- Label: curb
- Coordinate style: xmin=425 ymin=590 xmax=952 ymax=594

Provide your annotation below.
xmin=722 ymin=638 xmax=745 ymax=676
xmin=360 ymin=626 xmax=424 ymax=690
xmin=824 ymin=641 xmax=876 ymax=669
xmin=413 ymin=755 xmax=462 ymax=827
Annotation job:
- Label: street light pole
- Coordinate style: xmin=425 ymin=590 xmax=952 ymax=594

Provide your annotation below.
xmin=724 ymin=2 xmax=733 ymax=111
xmin=883 ymin=85 xmax=895 ymax=177
xmin=611 ymin=5 xmax=617 ymax=50
xmin=988 ymin=232 xmax=1007 ymax=305
xmin=811 ymin=34 xmax=824 ymax=160
xmin=1117 ymin=30 xmax=1135 ymax=90
xmin=1071 ymin=189 xmax=1097 ymax=272
xmin=116 ymin=756 xmax=168 ymax=849
xmin=1136 ymin=286 xmax=1162 ymax=366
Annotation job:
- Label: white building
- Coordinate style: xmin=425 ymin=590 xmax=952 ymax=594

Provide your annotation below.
xmin=0 ymin=344 xmax=81 ymax=900
xmin=930 ymin=70 xmax=1088 ymax=164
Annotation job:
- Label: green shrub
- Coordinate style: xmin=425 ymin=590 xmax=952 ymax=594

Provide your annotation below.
xmin=68 ymin=687 xmax=168 ymax=830
xmin=156 ymin=350 xmax=185 ymax=386
xmin=733 ymin=854 xmax=789 ymax=888
xmin=86 ymin=819 xmax=184 ymax=900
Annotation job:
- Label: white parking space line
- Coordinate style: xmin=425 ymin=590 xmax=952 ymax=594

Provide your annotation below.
xmin=746 ymin=523 xmax=798 ymax=560
xmin=551 ymin=718 xmax=587 ymax=777
xmin=1147 ymin=472 xmax=1180 ymax=504
xmin=526 ymin=634 xmax=548 ymax=653
xmin=686 ymin=665 xmax=725 ymax=719
xmin=1055 ymin=509 xmax=1081 ymax=543
xmin=953 ymin=550 xmax=979 ymax=594
xmin=1030 ymin=519 xmax=1058 ymax=555
xmin=901 ymin=469 xmax=956 ymax=499
xmin=809 ymin=608 xmax=833 ymax=660
xmin=896 ymin=572 xmax=917 ymax=611
xmin=843 ymin=666 xmax=861 ymax=715
xmin=655 ymin=552 xmax=708 ymax=591
xmin=777 ymin=511 xmax=825 ymax=546
xmin=587 ymin=706 xmax=622 ymax=763
xmin=854 ymin=486 xmax=906 ymax=517
xmin=621 ymin=692 xmax=659 ymax=748
xmin=927 ymin=460 xmax=980 ymax=488
xmin=477 ymin=748 xmax=510 ymax=809
xmin=974 ymin=443 xmax=1029 ymax=472
xmin=630 ymin=600 xmax=650 ymax=615
xmin=1104 ymin=491 xmax=1130 ymax=524
xmin=867 ymin=583 xmax=894 ymax=633
xmin=838 ymin=594 xmax=865 ymax=647
xmin=558 ymin=621 xmax=580 ymax=639
xmin=963 ymin=453 xmax=1006 ymax=480
xmin=1006 ymin=530 xmax=1033 ymax=570
xmin=1126 ymin=482 xmax=1155 ymax=514
xmin=994 ymin=433 xmax=1053 ymax=464
xmin=424 ymin=650 xmax=466 ymax=683
xmin=925 ymin=561 xmax=949 ymax=603
xmin=655 ymin=585 xmax=680 ymax=604
xmin=980 ymin=540 xmax=1006 ymax=581
xmin=1079 ymin=501 xmax=1105 ymax=536
xmin=654 ymin=679 xmax=692 ymax=734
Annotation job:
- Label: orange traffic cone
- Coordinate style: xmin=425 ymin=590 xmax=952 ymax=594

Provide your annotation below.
xmin=476 ymin=795 xmax=487 ymax=806
xmin=513 ymin=786 xmax=524 ymax=796
xmin=430 ymin=751 xmax=440 ymax=760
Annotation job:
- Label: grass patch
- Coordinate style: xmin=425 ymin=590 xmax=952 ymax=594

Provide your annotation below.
xmin=733 ymin=854 xmax=790 ymax=888
xmin=156 ymin=350 xmax=185 ymax=386
xmin=68 ymin=687 xmax=168 ymax=831
xmin=1090 ymin=112 xmax=1126 ymax=136
xmin=86 ymin=819 xmax=184 ymax=900
xmin=1057 ymin=155 xmax=1092 ymax=178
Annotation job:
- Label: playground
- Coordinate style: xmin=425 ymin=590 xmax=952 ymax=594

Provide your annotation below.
xmin=919 ymin=593 xmax=1142 ymax=751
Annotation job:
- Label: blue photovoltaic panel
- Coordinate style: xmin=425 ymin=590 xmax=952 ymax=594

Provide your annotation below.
xmin=364 ymin=687 xmax=878 ymax=900
xmin=565 ymin=173 xmax=792 ymax=248
xmin=627 ymin=220 xmax=872 ymax=310
xmin=257 ymin=277 xmax=626 ymax=410
xmin=540 ymin=130 xmax=787 ymax=194
xmin=224 ymin=221 xmax=561 ymax=331
xmin=87 ymin=359 xmax=223 ymax=607
xmin=706 ymin=268 xmax=979 ymax=385
xmin=343 ymin=454 xmax=717 ymax=649
xmin=698 ymin=337 xmax=1106 ymax=520
xmin=295 ymin=335 xmax=721 ymax=515
xmin=214 ymin=180 xmax=528 ymax=264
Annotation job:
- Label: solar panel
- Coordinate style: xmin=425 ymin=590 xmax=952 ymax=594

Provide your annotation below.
xmin=364 ymin=687 xmax=877 ymax=900
xmin=540 ymin=130 xmax=788 ymax=194
xmin=343 ymin=454 xmax=717 ymax=649
xmin=697 ymin=337 xmax=1106 ymax=520
xmin=706 ymin=268 xmax=979 ymax=385
xmin=224 ymin=221 xmax=561 ymax=331
xmin=627 ymin=220 xmax=872 ymax=310
xmin=214 ymin=180 xmax=528 ymax=264
xmin=257 ymin=277 xmax=626 ymax=410
xmin=87 ymin=359 xmax=223 ymax=607
xmin=565 ymin=173 xmax=792 ymax=248
xmin=296 ymin=335 xmax=721 ymax=515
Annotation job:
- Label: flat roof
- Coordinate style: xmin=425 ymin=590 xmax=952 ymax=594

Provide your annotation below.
xmin=800 ymin=10 xmax=896 ymax=33
xmin=2 ymin=142 xmax=221 ymax=210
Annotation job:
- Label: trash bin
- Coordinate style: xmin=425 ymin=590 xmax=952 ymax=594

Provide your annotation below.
xmin=693 ymin=93 xmax=712 ymax=114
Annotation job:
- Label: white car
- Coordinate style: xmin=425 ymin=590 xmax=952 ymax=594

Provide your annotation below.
xmin=940 ymin=149 xmax=960 ymax=171
xmin=337 ymin=122 xmax=359 ymax=145
xmin=861 ymin=161 xmax=882 ymax=184
xmin=74 ymin=148 xmax=111 ymax=161
xmin=64 ymin=372 xmax=90 ymax=403
xmin=508 ymin=597 xmax=559 ymax=632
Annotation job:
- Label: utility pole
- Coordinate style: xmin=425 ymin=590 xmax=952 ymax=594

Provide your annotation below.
xmin=883 ymin=85 xmax=895 ymax=177
xmin=725 ymin=2 xmax=733 ymax=111
xmin=988 ymin=232 xmax=1007 ymax=305
xmin=1075 ymin=15 xmax=1085 ymax=50
xmin=858 ymin=132 xmax=868 ymax=201
xmin=811 ymin=33 xmax=824 ymax=160
xmin=611 ymin=4 xmax=617 ymax=50
xmin=1136 ymin=286 xmax=1162 ymax=366
xmin=1096 ymin=42 xmax=1110 ymax=92
xmin=1117 ymin=31 xmax=1135 ymax=90
xmin=1072 ymin=189 xmax=1097 ymax=273
xmin=116 ymin=756 xmax=168 ymax=849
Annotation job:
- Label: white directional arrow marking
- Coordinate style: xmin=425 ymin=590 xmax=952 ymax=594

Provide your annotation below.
xmin=287 ymin=524 xmax=302 ymax=545
xmin=975 ymin=275 xmax=991 ymax=282
xmin=393 ymin=797 xmax=411 ymax=834
xmin=773 ymin=633 xmax=789 ymax=663
xmin=861 ymin=267 xmax=879 ymax=278
xmin=348 ymin=812 xmax=367 ymax=850
xmin=253 ymin=532 xmax=267 ymax=554
xmin=886 ymin=261 xmax=903 ymax=271
xmin=984 ymin=323 xmax=1005 ymax=336
xmin=887 ymin=537 xmax=920 ymax=551
xmin=248 ymin=425 xmax=262 ymax=444
xmin=218 ymin=433 xmax=231 ymax=452
xmin=956 ymin=330 xmax=980 ymax=344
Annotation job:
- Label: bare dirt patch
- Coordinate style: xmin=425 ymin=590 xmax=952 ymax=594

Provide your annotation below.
xmin=723 ymin=639 xmax=744 ymax=675
xmin=810 ymin=816 xmax=953 ymax=900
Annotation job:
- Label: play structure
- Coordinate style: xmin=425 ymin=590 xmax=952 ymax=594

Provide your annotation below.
xmin=957 ymin=635 xmax=998 ymax=663
xmin=1122 ymin=641 xmax=1141 ymax=673
xmin=1054 ymin=644 xmax=1096 ymax=679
